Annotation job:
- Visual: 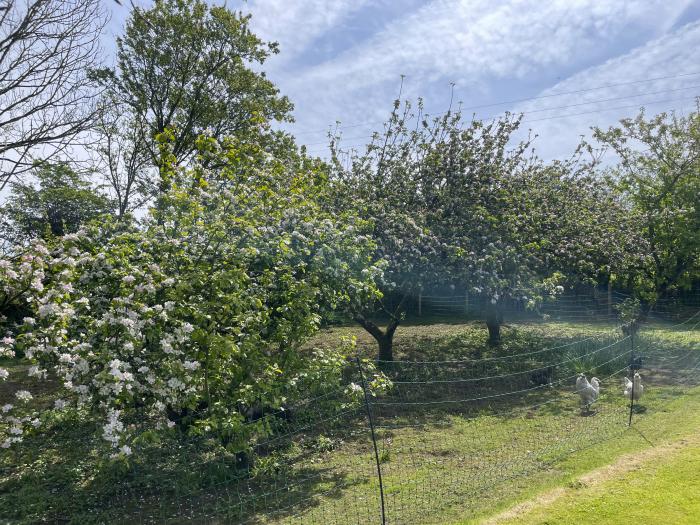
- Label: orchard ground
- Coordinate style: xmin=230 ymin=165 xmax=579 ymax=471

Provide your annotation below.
xmin=1 ymin=317 xmax=699 ymax=524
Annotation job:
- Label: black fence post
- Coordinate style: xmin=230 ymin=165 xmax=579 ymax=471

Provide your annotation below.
xmin=628 ymin=330 xmax=635 ymax=427
xmin=356 ymin=356 xmax=387 ymax=525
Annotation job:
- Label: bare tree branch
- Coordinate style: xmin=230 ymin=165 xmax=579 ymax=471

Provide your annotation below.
xmin=0 ymin=0 xmax=106 ymax=191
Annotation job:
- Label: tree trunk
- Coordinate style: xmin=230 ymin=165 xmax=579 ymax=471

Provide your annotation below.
xmin=377 ymin=332 xmax=394 ymax=361
xmin=353 ymin=292 xmax=409 ymax=362
xmin=354 ymin=316 xmax=400 ymax=362
xmin=639 ymin=298 xmax=653 ymax=322
xmin=486 ymin=303 xmax=503 ymax=346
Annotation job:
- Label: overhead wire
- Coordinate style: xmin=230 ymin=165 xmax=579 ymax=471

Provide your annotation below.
xmin=291 ymin=70 xmax=700 ymax=137
xmin=303 ymin=94 xmax=699 ymax=153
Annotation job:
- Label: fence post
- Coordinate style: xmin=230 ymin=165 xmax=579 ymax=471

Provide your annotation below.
xmin=418 ymin=292 xmax=422 ymax=317
xmin=356 ymin=357 xmax=387 ymax=525
xmin=608 ymin=281 xmax=612 ymax=318
xmin=628 ymin=330 xmax=635 ymax=427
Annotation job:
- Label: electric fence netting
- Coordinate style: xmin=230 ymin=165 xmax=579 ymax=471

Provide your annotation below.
xmin=410 ymin=290 xmax=629 ymax=323
xmin=9 ymin=307 xmax=700 ymax=524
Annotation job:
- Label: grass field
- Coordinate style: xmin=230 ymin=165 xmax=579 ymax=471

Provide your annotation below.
xmin=484 ymin=426 xmax=700 ymax=524
xmin=1 ymin=318 xmax=699 ymax=524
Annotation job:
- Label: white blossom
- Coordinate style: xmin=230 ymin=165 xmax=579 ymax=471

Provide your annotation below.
xmin=15 ymin=390 xmax=33 ymax=402
xmin=182 ymin=360 xmax=200 ymax=371
xmin=167 ymin=377 xmax=185 ymax=390
xmin=38 ymin=303 xmax=58 ymax=318
xmin=103 ymin=409 xmax=124 ymax=447
xmin=27 ymin=366 xmax=47 ymax=379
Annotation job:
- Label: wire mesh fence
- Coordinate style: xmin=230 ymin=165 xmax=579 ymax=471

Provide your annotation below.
xmin=4 ymin=309 xmax=700 ymax=524
xmin=410 ymin=290 xmax=630 ymax=324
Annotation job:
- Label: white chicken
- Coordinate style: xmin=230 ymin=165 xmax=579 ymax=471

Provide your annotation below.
xmin=624 ymin=373 xmax=644 ymax=401
xmin=576 ymin=374 xmax=600 ymax=412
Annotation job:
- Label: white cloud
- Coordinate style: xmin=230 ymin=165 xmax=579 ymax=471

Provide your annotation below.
xmin=513 ymin=20 xmax=700 ymax=159
xmin=295 ymin=0 xmax=691 ymax=92
xmin=282 ymin=0 xmax=693 ymax=153
xmin=245 ymin=0 xmax=371 ymax=64
xmin=95 ymin=0 xmax=700 ymax=160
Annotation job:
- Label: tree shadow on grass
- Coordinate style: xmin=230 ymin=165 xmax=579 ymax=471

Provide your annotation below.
xmin=1 ymin=409 xmax=378 ymax=525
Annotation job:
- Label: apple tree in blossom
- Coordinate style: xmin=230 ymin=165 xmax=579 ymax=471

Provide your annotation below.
xmin=0 ymin=133 xmax=385 ymax=456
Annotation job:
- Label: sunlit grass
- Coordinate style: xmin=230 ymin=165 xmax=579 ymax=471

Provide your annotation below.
xmin=1 ymin=318 xmax=698 ymax=524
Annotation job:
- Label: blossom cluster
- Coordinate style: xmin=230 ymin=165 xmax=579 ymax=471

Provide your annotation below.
xmin=1 ymin=137 xmax=382 ymax=457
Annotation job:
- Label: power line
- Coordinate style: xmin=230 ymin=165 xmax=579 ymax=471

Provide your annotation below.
xmin=303 ymin=88 xmax=699 ymax=148
xmin=292 ymin=70 xmax=700 ymax=137
xmin=523 ymin=95 xmax=697 ymax=123
xmin=304 ymin=95 xmax=698 ymax=153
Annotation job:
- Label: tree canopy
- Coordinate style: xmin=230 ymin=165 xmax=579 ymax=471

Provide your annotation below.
xmin=93 ymin=0 xmax=293 ymax=168
xmin=592 ymin=105 xmax=700 ymax=309
xmin=0 ymin=162 xmax=111 ymax=249
xmin=2 ymin=133 xmax=383 ymax=455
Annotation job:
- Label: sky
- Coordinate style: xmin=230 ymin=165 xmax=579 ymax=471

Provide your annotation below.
xmin=106 ymin=0 xmax=700 ymax=160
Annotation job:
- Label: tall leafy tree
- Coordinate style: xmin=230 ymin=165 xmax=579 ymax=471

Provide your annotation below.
xmin=91 ymin=96 xmax=152 ymax=218
xmin=592 ymin=103 xmax=700 ymax=309
xmin=0 ymin=162 xmax=111 ymax=248
xmin=332 ymin=100 xmax=634 ymax=354
xmin=330 ymin=101 xmax=448 ymax=360
xmin=515 ymin=159 xmax=643 ymax=292
xmin=421 ymin=112 xmax=541 ymax=345
xmin=92 ymin=0 xmax=294 ymax=200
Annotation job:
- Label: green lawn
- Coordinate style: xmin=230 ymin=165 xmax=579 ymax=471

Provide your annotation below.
xmin=1 ymin=318 xmax=699 ymax=524
xmin=484 ymin=431 xmax=700 ymax=524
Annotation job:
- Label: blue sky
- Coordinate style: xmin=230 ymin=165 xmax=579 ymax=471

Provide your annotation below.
xmin=106 ymin=0 xmax=700 ymax=160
